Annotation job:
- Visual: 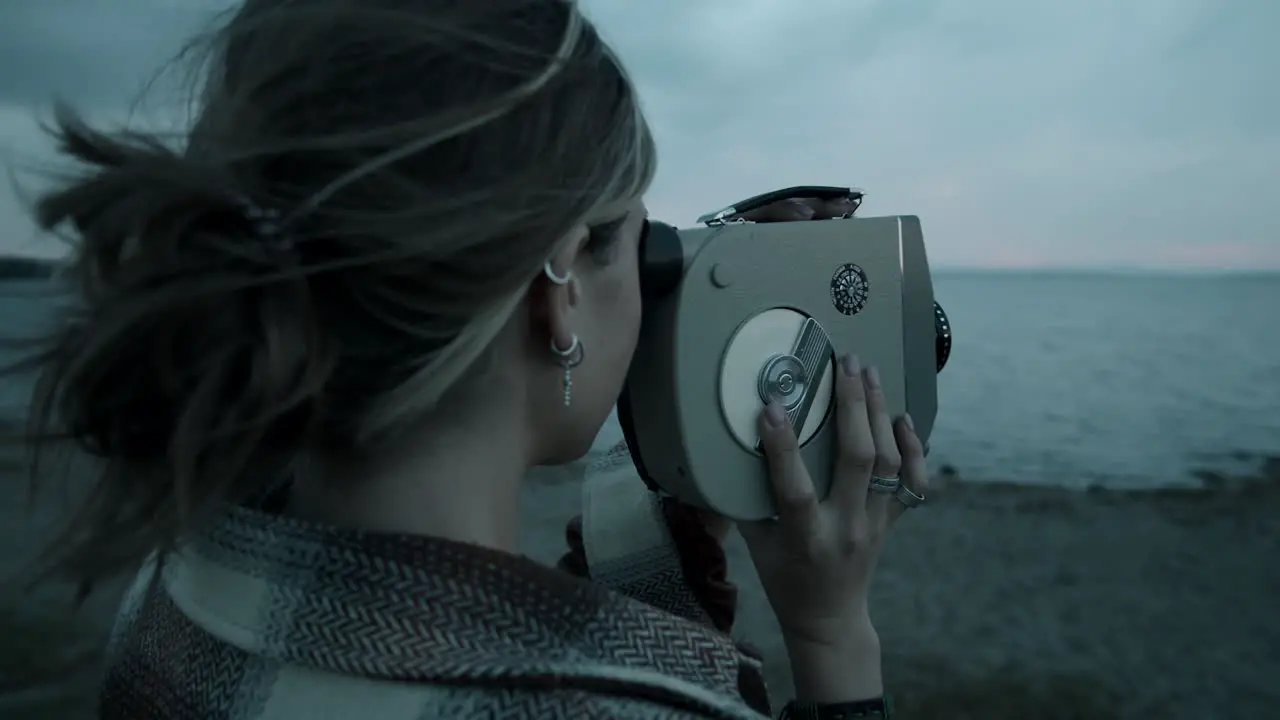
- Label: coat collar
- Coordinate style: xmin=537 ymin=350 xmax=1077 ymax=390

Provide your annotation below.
xmin=157 ymin=497 xmax=758 ymax=715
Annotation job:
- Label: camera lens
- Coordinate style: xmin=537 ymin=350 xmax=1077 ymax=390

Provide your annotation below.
xmin=935 ymin=301 xmax=952 ymax=373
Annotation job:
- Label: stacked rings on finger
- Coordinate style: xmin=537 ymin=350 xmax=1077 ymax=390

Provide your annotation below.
xmin=868 ymin=475 xmax=900 ymax=494
xmin=893 ymin=484 xmax=926 ymax=508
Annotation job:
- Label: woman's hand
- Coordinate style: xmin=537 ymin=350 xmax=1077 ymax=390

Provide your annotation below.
xmin=734 ymin=195 xmax=859 ymax=223
xmin=689 ymin=194 xmax=864 ymax=542
xmin=739 ymin=353 xmax=929 ymax=703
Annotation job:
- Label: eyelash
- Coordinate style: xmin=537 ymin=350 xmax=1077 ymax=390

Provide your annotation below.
xmin=588 ymin=219 xmax=627 ymax=243
xmin=585 ymin=218 xmax=629 ymax=259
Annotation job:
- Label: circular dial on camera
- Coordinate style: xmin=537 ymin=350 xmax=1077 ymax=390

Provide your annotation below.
xmin=830 ymin=263 xmax=870 ymax=316
xmin=719 ymin=308 xmax=835 ymax=454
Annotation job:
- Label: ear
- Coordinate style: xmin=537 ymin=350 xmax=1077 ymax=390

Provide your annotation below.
xmin=531 ymin=225 xmax=588 ymax=356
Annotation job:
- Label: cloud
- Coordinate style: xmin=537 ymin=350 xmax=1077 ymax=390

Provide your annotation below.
xmin=1 ymin=0 xmax=1277 ymax=268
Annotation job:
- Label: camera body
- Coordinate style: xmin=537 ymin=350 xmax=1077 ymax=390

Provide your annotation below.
xmin=617 ymin=194 xmax=949 ymax=521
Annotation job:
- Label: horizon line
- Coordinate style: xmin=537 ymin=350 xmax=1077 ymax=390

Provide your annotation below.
xmin=0 ymin=254 xmax=1277 ymax=277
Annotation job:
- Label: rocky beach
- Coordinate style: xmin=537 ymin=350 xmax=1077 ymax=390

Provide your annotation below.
xmin=3 ymin=439 xmax=1277 ymax=720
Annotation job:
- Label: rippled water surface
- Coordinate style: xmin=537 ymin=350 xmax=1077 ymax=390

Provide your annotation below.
xmin=595 ymin=271 xmax=1280 ymax=488
xmin=6 ymin=271 xmax=1279 ymax=488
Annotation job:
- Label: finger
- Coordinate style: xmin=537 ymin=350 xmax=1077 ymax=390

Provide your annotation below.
xmin=861 ymin=365 xmax=902 ymax=524
xmin=810 ymin=195 xmax=860 ymax=219
xmin=888 ymin=414 xmax=929 ymax=524
xmin=827 ymin=354 xmax=875 ymax=526
xmin=757 ymin=401 xmax=821 ymax=539
xmin=733 ymin=194 xmax=861 ymax=224
xmin=735 ymin=198 xmax=816 ymax=223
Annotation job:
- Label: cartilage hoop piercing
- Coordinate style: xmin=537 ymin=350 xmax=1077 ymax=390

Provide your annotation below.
xmin=544 ymin=261 xmax=572 ymax=285
xmin=550 ymin=334 xmax=585 ymax=407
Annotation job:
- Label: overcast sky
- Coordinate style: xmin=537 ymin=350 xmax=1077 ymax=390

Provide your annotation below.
xmin=1 ymin=0 xmax=1276 ymax=269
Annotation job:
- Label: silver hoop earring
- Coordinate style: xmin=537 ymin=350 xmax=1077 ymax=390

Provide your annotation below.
xmin=544 ymin=261 xmax=572 ymax=285
xmin=550 ymin=334 xmax=585 ymax=407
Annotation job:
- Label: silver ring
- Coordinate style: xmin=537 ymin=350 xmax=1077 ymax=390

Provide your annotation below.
xmin=868 ymin=474 xmax=901 ymax=494
xmin=893 ymin=484 xmax=926 ymax=508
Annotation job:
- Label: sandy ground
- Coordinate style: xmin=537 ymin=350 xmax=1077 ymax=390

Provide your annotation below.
xmin=3 ymin=449 xmax=1278 ymax=719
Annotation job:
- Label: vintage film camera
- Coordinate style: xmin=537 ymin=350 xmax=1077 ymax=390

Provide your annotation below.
xmin=617 ymin=186 xmax=952 ymax=520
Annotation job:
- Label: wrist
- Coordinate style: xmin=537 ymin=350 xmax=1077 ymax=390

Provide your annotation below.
xmin=783 ymin=623 xmax=883 ymax=705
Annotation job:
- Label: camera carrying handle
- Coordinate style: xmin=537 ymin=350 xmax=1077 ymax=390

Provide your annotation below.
xmin=696 ymin=185 xmax=866 ymax=226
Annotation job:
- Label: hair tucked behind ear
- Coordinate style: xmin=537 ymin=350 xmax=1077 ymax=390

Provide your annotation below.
xmin=6 ymin=0 xmax=657 ymax=594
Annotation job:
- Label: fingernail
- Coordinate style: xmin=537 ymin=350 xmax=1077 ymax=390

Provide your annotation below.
xmin=840 ymin=354 xmax=860 ymax=377
xmin=904 ymin=413 xmax=915 ymax=430
xmin=863 ymin=365 xmax=880 ymax=388
xmin=763 ymin=402 xmax=786 ymax=428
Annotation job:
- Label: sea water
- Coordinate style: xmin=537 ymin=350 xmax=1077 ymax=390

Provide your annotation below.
xmin=5 ymin=271 xmax=1279 ymax=489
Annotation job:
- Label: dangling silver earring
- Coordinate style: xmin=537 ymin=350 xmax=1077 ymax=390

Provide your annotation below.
xmin=550 ymin=334 xmax=585 ymax=407
xmin=544 ymin=261 xmax=581 ymax=406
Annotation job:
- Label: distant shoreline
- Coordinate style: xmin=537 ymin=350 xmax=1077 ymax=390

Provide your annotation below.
xmin=0 ymin=257 xmax=57 ymax=281
xmin=2 ymin=253 xmax=1278 ymax=279
xmin=932 ymin=267 xmax=1280 ymax=278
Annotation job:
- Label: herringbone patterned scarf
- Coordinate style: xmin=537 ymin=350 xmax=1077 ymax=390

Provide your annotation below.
xmin=99 ymin=490 xmax=771 ymax=719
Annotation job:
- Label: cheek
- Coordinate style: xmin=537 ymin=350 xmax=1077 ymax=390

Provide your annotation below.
xmin=590 ymin=261 xmax=642 ymax=378
xmin=615 ymin=260 xmax=643 ymax=352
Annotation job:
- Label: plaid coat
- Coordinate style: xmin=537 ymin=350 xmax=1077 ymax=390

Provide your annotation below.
xmin=99 ymin=445 xmax=775 ymax=719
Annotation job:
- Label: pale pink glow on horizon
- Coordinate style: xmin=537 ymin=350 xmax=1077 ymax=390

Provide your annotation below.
xmin=1162 ymin=243 xmax=1279 ymax=268
xmin=978 ymin=247 xmax=1056 ymax=270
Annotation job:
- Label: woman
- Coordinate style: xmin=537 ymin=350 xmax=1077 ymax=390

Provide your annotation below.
xmin=15 ymin=1 xmax=929 ymax=718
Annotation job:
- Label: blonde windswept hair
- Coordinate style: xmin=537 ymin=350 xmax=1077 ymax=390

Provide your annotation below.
xmin=361 ymin=8 xmax=655 ymax=437
xmin=6 ymin=0 xmax=657 ymax=593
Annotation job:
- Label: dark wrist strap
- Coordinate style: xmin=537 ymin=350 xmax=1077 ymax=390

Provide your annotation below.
xmin=779 ymin=695 xmax=892 ymax=719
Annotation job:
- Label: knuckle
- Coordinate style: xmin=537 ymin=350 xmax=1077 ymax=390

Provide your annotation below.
xmin=799 ymin=533 xmax=825 ymax=559
xmin=768 ymin=443 xmax=800 ymax=469
xmin=841 ymin=527 xmax=874 ymax=554
xmin=899 ymin=465 xmax=930 ymax=496
xmin=767 ymin=426 xmax=799 ymax=452
xmin=779 ymin=489 xmax=817 ymax=513
xmin=778 ymin=430 xmax=800 ymax=451
xmin=875 ymin=451 xmax=902 ymax=476
xmin=864 ymin=384 xmax=886 ymax=408
xmin=839 ymin=374 xmax=867 ymax=404
xmin=898 ymin=427 xmax=924 ymax=455
xmin=763 ymin=443 xmax=795 ymax=468
xmin=840 ymin=444 xmax=876 ymax=473
xmin=837 ymin=452 xmax=871 ymax=476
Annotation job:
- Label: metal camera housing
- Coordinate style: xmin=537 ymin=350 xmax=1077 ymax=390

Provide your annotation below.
xmin=617 ymin=198 xmax=949 ymax=521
